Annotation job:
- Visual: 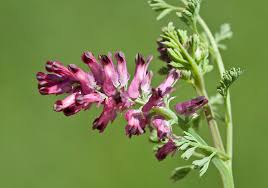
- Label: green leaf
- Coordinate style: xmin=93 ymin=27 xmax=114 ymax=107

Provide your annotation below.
xmin=217 ymin=67 xmax=243 ymax=97
xmin=192 ymin=152 xmax=216 ymax=176
xmin=170 ymin=165 xmax=194 ymax=182
xmin=181 ymin=147 xmax=197 ymax=160
xmin=215 ymin=23 xmax=233 ymax=50
xmin=149 ymin=0 xmax=179 ymax=20
xmin=215 ymin=23 xmax=233 ymax=42
xmin=157 ymin=8 xmax=173 ymax=20
xmin=180 ymin=142 xmax=190 ymax=150
xmin=177 ymin=0 xmax=201 ymax=27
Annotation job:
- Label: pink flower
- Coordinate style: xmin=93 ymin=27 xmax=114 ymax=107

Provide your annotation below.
xmin=142 ymin=69 xmax=180 ymax=113
xmin=155 ymin=139 xmax=177 ymax=161
xmin=93 ymin=97 xmax=117 ymax=133
xmin=128 ymin=54 xmax=153 ymax=99
xmin=125 ymin=110 xmax=148 ymax=138
xmin=36 ymin=52 xmax=153 ymax=133
xmin=151 ymin=116 xmax=171 ymax=140
xmin=175 ymin=96 xmax=208 ymax=116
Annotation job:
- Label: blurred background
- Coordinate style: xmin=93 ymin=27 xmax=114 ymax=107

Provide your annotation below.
xmin=0 ymin=0 xmax=267 ymax=187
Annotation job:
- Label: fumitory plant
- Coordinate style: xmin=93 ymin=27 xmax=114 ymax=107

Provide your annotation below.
xmin=35 ymin=0 xmax=243 ymax=187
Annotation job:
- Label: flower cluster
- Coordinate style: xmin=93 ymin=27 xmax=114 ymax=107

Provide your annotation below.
xmin=36 ymin=51 xmax=208 ymax=161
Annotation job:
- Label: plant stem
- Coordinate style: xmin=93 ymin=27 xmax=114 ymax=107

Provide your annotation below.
xmin=197 ymin=15 xmax=234 ymax=164
xmin=197 ymin=15 xmax=234 ymax=182
xmin=225 ymin=93 xmax=233 ymax=167
xmin=195 ymin=79 xmax=225 ymax=152
xmin=172 ymin=33 xmax=225 ymax=152
xmin=197 ymin=16 xmax=225 ymax=75
xmin=188 ymin=128 xmax=234 ymax=188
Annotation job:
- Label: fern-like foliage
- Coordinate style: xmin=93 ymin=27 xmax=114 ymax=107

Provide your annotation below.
xmin=217 ymin=68 xmax=243 ymax=97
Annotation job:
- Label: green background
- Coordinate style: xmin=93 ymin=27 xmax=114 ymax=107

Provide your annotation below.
xmin=0 ymin=0 xmax=267 ymax=187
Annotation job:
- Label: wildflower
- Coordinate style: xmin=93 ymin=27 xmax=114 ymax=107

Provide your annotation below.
xmin=155 ymin=139 xmax=177 ymax=161
xmin=151 ymin=116 xmax=171 ymax=140
xmin=36 ymin=52 xmax=153 ymax=133
xmin=142 ymin=69 xmax=180 ymax=113
xmin=157 ymin=39 xmax=171 ymax=63
xmin=125 ymin=110 xmax=148 ymax=138
xmin=175 ymin=96 xmax=208 ymax=116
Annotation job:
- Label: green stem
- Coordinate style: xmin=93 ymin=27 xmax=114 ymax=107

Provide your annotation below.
xmin=195 ymin=81 xmax=225 ymax=152
xmin=188 ymin=128 xmax=234 ymax=188
xmin=197 ymin=16 xmax=234 ymax=185
xmin=225 ymin=93 xmax=233 ymax=167
xmin=190 ymin=142 xmax=230 ymax=161
xmin=172 ymin=33 xmax=225 ymax=152
xmin=197 ymin=15 xmax=234 ymax=166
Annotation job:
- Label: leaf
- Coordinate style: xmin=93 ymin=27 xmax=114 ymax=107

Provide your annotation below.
xmin=215 ymin=23 xmax=233 ymax=42
xmin=215 ymin=23 xmax=233 ymax=50
xmin=157 ymin=8 xmax=173 ymax=20
xmin=180 ymin=142 xmax=190 ymax=150
xmin=177 ymin=0 xmax=201 ymax=26
xmin=192 ymin=152 xmax=216 ymax=176
xmin=217 ymin=67 xmax=243 ymax=97
xmin=181 ymin=147 xmax=197 ymax=160
xmin=170 ymin=165 xmax=194 ymax=182
xmin=183 ymin=131 xmax=198 ymax=142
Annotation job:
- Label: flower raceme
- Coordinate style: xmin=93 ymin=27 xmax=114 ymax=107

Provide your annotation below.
xmin=36 ymin=51 xmax=208 ymax=161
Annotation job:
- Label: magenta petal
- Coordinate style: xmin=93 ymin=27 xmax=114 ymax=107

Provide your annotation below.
xmin=115 ymin=52 xmax=129 ymax=88
xmin=54 ymin=92 xmax=78 ymax=112
xmin=68 ymin=64 xmax=95 ymax=94
xmin=155 ymin=139 xmax=177 ymax=161
xmin=81 ymin=52 xmax=104 ymax=84
xmin=142 ymin=89 xmax=162 ymax=113
xmin=38 ymin=81 xmax=73 ymax=95
xmin=175 ymin=96 xmax=208 ymax=116
xmin=99 ymin=54 xmax=119 ymax=96
xmin=63 ymin=104 xmax=83 ymax=116
xmin=92 ymin=98 xmax=117 ymax=133
xmin=76 ymin=93 xmax=105 ymax=105
xmin=124 ymin=110 xmax=147 ymax=138
xmin=152 ymin=116 xmax=171 ymax=140
xmin=157 ymin=69 xmax=180 ymax=95
xmin=128 ymin=54 xmax=153 ymax=99
xmin=46 ymin=61 xmax=74 ymax=78
xmin=140 ymin=71 xmax=153 ymax=96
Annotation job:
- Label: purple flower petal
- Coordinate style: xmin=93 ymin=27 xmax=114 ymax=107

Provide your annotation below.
xmin=45 ymin=61 xmax=74 ymax=78
xmin=151 ymin=116 xmax=171 ymax=140
xmin=81 ymin=51 xmax=104 ymax=85
xmin=115 ymin=52 xmax=129 ymax=88
xmin=68 ymin=64 xmax=96 ymax=94
xmin=54 ymin=92 xmax=79 ymax=112
xmin=157 ymin=69 xmax=180 ymax=95
xmin=125 ymin=110 xmax=147 ymax=138
xmin=175 ymin=96 xmax=208 ymax=116
xmin=155 ymin=139 xmax=177 ymax=161
xmin=140 ymin=71 xmax=153 ymax=96
xmin=99 ymin=54 xmax=119 ymax=96
xmin=128 ymin=54 xmax=153 ymax=99
xmin=142 ymin=89 xmax=162 ymax=113
xmin=93 ymin=98 xmax=117 ymax=133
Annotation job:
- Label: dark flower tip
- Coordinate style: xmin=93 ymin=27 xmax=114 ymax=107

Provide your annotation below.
xmin=155 ymin=139 xmax=177 ymax=161
xmin=114 ymin=51 xmax=125 ymax=62
xmin=68 ymin=64 xmax=79 ymax=73
xmin=38 ymin=87 xmax=49 ymax=95
xmin=99 ymin=55 xmax=111 ymax=65
xmin=36 ymin=72 xmax=46 ymax=81
xmin=135 ymin=53 xmax=146 ymax=65
xmin=81 ymin=51 xmax=95 ymax=64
